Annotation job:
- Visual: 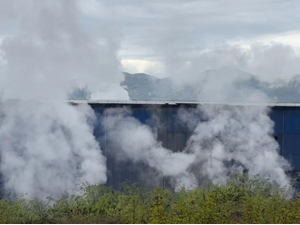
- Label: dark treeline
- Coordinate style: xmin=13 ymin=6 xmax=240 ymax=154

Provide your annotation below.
xmin=0 ymin=174 xmax=300 ymax=224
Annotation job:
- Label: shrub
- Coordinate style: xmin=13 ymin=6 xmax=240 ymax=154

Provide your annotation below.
xmin=0 ymin=175 xmax=297 ymax=224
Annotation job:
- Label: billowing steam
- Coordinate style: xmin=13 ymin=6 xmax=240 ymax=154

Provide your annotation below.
xmin=0 ymin=0 xmax=127 ymax=199
xmin=103 ymin=104 xmax=291 ymax=191
xmin=0 ymin=0 xmax=295 ymax=199
xmin=104 ymin=108 xmax=197 ymax=190
xmin=0 ymin=0 xmax=128 ymax=100
xmin=102 ymin=44 xmax=295 ymax=190
xmin=0 ymin=101 xmax=106 ymax=199
xmin=184 ymin=104 xmax=290 ymax=186
xmin=97 ymin=27 xmax=299 ymax=193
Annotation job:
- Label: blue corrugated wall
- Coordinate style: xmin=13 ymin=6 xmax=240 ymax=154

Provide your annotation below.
xmin=90 ymin=104 xmax=300 ymax=189
xmin=270 ymin=107 xmax=300 ymax=171
xmin=0 ymin=103 xmax=299 ymax=196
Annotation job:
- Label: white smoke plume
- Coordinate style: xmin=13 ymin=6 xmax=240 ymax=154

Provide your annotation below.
xmin=0 ymin=100 xmax=106 ymax=199
xmin=183 ymin=104 xmax=290 ymax=187
xmin=103 ymin=103 xmax=291 ymax=190
xmin=103 ymin=108 xmax=197 ymax=190
xmin=160 ymin=42 xmax=295 ymax=188
xmin=0 ymin=0 xmax=127 ymax=199
xmin=0 ymin=0 xmax=128 ymax=100
xmin=0 ymin=0 xmax=294 ymax=198
xmin=101 ymin=44 xmax=294 ymax=190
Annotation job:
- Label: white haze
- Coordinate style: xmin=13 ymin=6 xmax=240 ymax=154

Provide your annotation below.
xmin=101 ymin=42 xmax=295 ymax=190
xmin=0 ymin=0 xmax=295 ymax=197
xmin=0 ymin=100 xmax=106 ymax=199
xmin=103 ymin=108 xmax=197 ymax=190
xmin=0 ymin=0 xmax=129 ymax=100
xmin=181 ymin=105 xmax=290 ymax=187
xmin=103 ymin=103 xmax=291 ymax=190
xmin=164 ymin=43 xmax=300 ymax=94
xmin=138 ymin=25 xmax=297 ymax=189
xmin=0 ymin=0 xmax=129 ymax=199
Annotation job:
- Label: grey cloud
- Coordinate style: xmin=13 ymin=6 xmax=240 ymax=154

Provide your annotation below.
xmin=2 ymin=0 xmax=300 ymax=64
xmin=89 ymin=0 xmax=300 ymax=61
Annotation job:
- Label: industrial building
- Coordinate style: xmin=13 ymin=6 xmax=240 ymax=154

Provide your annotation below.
xmin=70 ymin=100 xmax=300 ymax=190
xmin=1 ymin=100 xmax=298 ymax=195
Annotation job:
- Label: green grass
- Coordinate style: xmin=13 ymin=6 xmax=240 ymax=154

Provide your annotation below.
xmin=0 ymin=174 xmax=299 ymax=224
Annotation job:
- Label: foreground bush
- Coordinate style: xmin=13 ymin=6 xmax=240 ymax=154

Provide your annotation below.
xmin=0 ymin=175 xmax=299 ymax=224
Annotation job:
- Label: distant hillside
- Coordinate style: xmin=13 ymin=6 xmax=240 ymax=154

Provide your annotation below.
xmin=68 ymin=71 xmax=300 ymax=102
xmin=238 ymin=75 xmax=300 ymax=102
xmin=121 ymin=72 xmax=197 ymax=101
xmin=123 ymin=72 xmax=300 ymax=102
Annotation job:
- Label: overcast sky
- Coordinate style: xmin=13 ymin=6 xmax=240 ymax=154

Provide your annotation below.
xmin=1 ymin=0 xmax=300 ymax=79
xmin=78 ymin=0 xmax=300 ymax=77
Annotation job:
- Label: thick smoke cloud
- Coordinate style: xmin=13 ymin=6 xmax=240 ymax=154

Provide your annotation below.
xmin=0 ymin=0 xmax=294 ymax=198
xmin=103 ymin=105 xmax=291 ymax=190
xmin=0 ymin=101 xmax=106 ymax=199
xmin=0 ymin=0 xmax=128 ymax=100
xmin=96 ymin=14 xmax=295 ymax=190
xmin=184 ymin=105 xmax=290 ymax=186
xmin=0 ymin=0 xmax=128 ymax=199
xmin=148 ymin=29 xmax=296 ymax=189
xmin=103 ymin=108 xmax=197 ymax=190
xmin=102 ymin=46 xmax=294 ymax=190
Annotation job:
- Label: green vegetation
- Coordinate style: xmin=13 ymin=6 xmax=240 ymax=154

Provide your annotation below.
xmin=0 ymin=175 xmax=300 ymax=224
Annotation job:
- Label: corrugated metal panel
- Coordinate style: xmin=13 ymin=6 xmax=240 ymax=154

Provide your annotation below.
xmin=3 ymin=102 xmax=300 ymax=195
xmin=90 ymin=103 xmax=300 ymax=189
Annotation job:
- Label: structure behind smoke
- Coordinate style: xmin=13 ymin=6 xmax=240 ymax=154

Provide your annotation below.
xmin=97 ymin=103 xmax=291 ymax=191
xmin=0 ymin=0 xmax=298 ymax=200
xmin=185 ymin=104 xmax=290 ymax=186
xmin=103 ymin=107 xmax=197 ymax=191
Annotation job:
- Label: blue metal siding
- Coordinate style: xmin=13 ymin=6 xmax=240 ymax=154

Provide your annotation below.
xmin=268 ymin=107 xmax=300 ymax=171
xmin=3 ymin=103 xmax=300 ymax=198
xmin=269 ymin=109 xmax=284 ymax=133
xmin=90 ymin=104 xmax=300 ymax=189
xmin=283 ymin=109 xmax=300 ymax=171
